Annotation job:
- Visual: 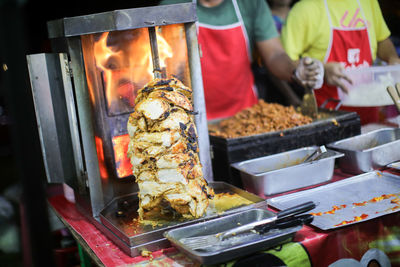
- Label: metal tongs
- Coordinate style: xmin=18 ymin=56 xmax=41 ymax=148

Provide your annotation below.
xmin=179 ymin=201 xmax=315 ymax=251
xmin=303 ymin=145 xmax=327 ymax=163
xmin=387 ymin=83 xmax=400 ymax=113
xmin=387 ymin=83 xmax=400 ymax=127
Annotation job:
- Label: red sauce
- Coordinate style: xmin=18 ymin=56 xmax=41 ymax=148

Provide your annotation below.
xmin=310 ymin=204 xmax=347 ymax=216
xmin=310 ymin=193 xmax=400 ymax=228
xmin=353 ymin=201 xmax=366 ymax=206
xmin=334 ymin=213 xmax=369 ymax=227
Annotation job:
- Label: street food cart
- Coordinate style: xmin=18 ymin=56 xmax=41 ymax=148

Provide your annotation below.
xmin=26 ymin=2 xmax=400 ymax=266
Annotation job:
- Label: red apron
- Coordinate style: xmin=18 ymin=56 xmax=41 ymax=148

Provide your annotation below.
xmin=198 ymin=0 xmax=258 ymax=120
xmin=316 ymin=0 xmax=377 ymax=124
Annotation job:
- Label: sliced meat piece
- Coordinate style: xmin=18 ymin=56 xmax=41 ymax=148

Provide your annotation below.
xmin=129 ymin=152 xmax=146 ymax=168
xmin=187 ymin=164 xmax=203 ymax=180
xmin=148 ymin=90 xmax=193 ymax=112
xmin=127 ymin=112 xmax=141 ymax=137
xmin=165 ymin=193 xmax=192 ymax=215
xmin=156 ymin=153 xmax=192 ymax=169
xmin=133 ymin=131 xmax=181 ymax=147
xmin=136 ymin=170 xmax=157 ymax=182
xmin=151 ymin=108 xmax=190 ymax=132
xmin=135 ymin=97 xmax=170 ymax=120
xmin=157 ymin=169 xmax=188 ymax=184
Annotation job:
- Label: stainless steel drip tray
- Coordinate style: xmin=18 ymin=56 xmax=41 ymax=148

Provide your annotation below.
xmin=99 ymin=182 xmax=268 ymax=248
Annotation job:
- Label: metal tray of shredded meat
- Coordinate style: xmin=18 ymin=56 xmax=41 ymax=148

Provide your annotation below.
xmin=164 ymin=208 xmax=300 ymax=265
xmin=268 ymin=172 xmax=400 ymax=230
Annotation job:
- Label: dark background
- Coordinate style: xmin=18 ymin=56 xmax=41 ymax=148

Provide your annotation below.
xmin=0 ymin=0 xmax=398 ymax=266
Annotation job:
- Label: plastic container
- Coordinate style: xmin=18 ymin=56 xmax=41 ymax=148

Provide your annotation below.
xmin=339 ymin=65 xmax=400 ymax=107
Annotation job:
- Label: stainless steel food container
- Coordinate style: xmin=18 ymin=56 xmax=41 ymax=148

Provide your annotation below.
xmin=231 ymin=146 xmax=344 ymax=196
xmin=164 ymin=208 xmax=300 ymax=265
xmin=327 ymin=128 xmax=400 ymax=174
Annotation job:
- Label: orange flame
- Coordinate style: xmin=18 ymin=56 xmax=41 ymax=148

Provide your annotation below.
xmin=112 ymin=134 xmax=132 ymax=178
xmin=93 ymin=28 xmax=173 ymax=110
xmin=94 ymin=136 xmax=108 ymax=180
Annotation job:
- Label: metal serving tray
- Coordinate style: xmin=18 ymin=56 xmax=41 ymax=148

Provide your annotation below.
xmin=327 ymin=128 xmax=400 ymax=174
xmin=268 ymin=172 xmax=400 ymax=230
xmin=164 ymin=208 xmax=300 ymax=265
xmin=99 ymin=182 xmax=268 ymax=252
xmin=231 ymin=146 xmax=344 ymax=196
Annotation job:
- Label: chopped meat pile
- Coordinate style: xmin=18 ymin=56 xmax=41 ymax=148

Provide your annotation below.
xmin=127 ymin=77 xmax=214 ymax=220
xmin=209 ymin=100 xmax=313 ymax=138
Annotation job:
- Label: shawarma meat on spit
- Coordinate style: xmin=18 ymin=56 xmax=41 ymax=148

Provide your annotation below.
xmin=127 ymin=77 xmax=214 ymax=220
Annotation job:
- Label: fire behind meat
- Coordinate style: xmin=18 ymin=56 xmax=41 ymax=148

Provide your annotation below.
xmin=127 ymin=77 xmax=214 ymax=220
xmin=208 ymin=100 xmax=313 ymax=138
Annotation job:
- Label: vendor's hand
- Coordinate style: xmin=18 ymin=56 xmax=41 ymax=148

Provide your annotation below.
xmin=324 ymin=62 xmax=352 ymax=94
xmin=388 ymin=57 xmax=400 ymax=65
xmin=294 ymin=57 xmax=324 ymax=89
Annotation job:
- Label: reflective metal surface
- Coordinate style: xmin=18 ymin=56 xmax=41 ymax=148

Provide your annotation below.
xmin=47 ymin=3 xmax=197 ymax=38
xmin=27 ymin=53 xmax=79 ymax=188
xmin=268 ymin=171 xmax=400 ymax=230
xmin=327 ymin=128 xmax=400 ymax=174
xmin=185 ymin=22 xmax=213 ymax=181
xmin=231 ymin=146 xmax=343 ymax=196
xmin=165 ymin=208 xmax=300 ymax=265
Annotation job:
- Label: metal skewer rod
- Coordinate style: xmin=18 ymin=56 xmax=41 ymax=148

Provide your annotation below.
xmin=148 ymin=26 xmax=162 ymax=79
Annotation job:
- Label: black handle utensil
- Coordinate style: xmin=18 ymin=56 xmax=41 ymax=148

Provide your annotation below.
xmin=256 ymin=214 xmax=314 ymax=234
xmin=276 ymin=201 xmax=316 ymax=219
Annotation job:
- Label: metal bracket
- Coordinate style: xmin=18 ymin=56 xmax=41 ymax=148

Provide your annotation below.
xmin=26 ymin=53 xmax=85 ymax=191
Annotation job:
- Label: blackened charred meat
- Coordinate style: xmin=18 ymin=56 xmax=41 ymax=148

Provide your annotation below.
xmin=155 ymin=78 xmax=174 ymax=86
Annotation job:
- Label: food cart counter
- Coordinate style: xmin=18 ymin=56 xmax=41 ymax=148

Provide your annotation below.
xmin=47 ymin=167 xmax=400 ymax=267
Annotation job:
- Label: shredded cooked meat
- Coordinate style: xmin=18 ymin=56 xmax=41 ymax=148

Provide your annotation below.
xmin=209 ymin=100 xmax=313 ymax=138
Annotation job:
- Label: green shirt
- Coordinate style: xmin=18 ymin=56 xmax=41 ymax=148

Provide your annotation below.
xmin=160 ymin=0 xmax=278 ymax=55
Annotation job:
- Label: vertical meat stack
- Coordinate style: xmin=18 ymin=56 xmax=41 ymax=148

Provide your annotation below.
xmin=127 ymin=77 xmax=213 ymax=220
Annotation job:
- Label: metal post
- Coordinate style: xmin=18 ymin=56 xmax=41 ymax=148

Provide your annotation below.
xmin=185 ymin=22 xmax=214 ymax=182
xmin=148 ymin=27 xmax=162 ymax=79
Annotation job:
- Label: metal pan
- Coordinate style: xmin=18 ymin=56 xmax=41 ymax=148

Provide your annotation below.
xmin=164 ymin=208 xmax=301 ymax=265
xmin=231 ymin=146 xmax=343 ymax=196
xmin=268 ymin=171 xmax=400 ymax=230
xmin=327 ymin=128 xmax=400 ymax=174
